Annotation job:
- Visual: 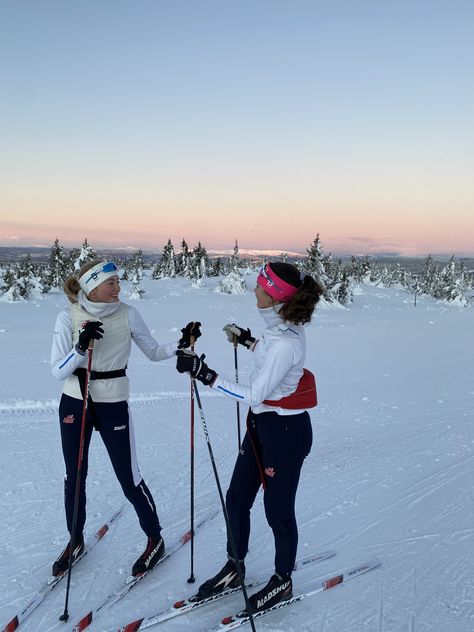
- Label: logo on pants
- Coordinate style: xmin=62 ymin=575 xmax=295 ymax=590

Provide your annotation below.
xmin=63 ymin=414 xmax=75 ymax=424
xmin=264 ymin=467 xmax=276 ymax=478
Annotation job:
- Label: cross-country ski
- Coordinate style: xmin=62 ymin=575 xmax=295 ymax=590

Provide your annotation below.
xmin=112 ymin=550 xmax=336 ymax=631
xmin=214 ymin=559 xmax=382 ymax=630
xmin=72 ymin=510 xmax=218 ymax=631
xmin=1 ymin=506 xmax=125 ymax=632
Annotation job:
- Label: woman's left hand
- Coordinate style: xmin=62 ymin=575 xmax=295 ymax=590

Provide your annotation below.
xmin=178 ymin=321 xmax=202 ymax=349
xmin=176 ymin=350 xmax=217 ymax=386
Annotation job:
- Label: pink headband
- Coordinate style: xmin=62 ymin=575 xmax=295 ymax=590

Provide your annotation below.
xmin=256 ymin=264 xmax=300 ymax=302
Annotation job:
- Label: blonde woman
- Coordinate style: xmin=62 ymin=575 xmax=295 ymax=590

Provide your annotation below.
xmin=51 ymin=258 xmax=199 ymax=577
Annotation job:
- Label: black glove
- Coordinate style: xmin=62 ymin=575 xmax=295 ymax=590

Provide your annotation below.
xmin=76 ymin=320 xmax=104 ymax=353
xmin=176 ymin=350 xmax=217 ymax=386
xmin=223 ymin=323 xmax=256 ymax=350
xmin=178 ymin=321 xmax=202 ymax=349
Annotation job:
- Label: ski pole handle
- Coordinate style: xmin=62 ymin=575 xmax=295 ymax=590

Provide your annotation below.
xmin=88 ymin=339 xmax=95 ymax=350
xmin=233 ymin=334 xmax=238 ymax=348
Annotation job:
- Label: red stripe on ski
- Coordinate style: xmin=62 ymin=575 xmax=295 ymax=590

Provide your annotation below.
xmin=96 ymin=524 xmax=109 ymax=539
xmin=2 ymin=615 xmax=20 ymax=632
xmin=122 ymin=620 xmax=144 ymax=632
xmin=74 ymin=611 xmax=93 ymax=631
xmin=180 ymin=529 xmax=192 ymax=544
xmin=323 ymin=573 xmax=343 ymax=589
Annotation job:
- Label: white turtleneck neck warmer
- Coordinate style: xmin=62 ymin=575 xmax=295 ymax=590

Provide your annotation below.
xmin=78 ymin=290 xmax=122 ymax=319
xmin=258 ymin=304 xmax=285 ymax=328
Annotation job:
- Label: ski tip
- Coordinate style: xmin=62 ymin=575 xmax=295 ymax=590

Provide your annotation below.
xmin=323 ymin=573 xmax=343 ymax=589
xmin=73 ymin=611 xmax=92 ymax=631
xmin=221 ymin=616 xmax=235 ymax=625
xmin=2 ymin=615 xmax=20 ymax=632
xmin=173 ymin=600 xmax=186 ymax=608
xmin=180 ymin=530 xmax=192 ymax=544
xmin=123 ymin=620 xmax=144 ymax=632
xmin=95 ymin=524 xmax=109 ymax=539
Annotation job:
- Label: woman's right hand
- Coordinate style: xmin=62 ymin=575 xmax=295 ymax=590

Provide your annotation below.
xmin=223 ymin=323 xmax=256 ymax=349
xmin=76 ymin=320 xmax=104 ymax=352
xmin=178 ymin=321 xmax=202 ymax=349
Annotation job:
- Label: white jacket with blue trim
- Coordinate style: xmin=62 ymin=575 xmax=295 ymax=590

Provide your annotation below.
xmin=211 ymin=307 xmax=306 ymax=415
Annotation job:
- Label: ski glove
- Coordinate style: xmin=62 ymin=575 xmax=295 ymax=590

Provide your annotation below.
xmin=178 ymin=321 xmax=202 ymax=349
xmin=223 ymin=323 xmax=256 ymax=350
xmin=176 ymin=350 xmax=217 ymax=386
xmin=76 ymin=320 xmax=104 ymax=353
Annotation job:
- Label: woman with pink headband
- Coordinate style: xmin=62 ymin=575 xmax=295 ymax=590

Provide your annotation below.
xmin=176 ymin=261 xmax=323 ymax=614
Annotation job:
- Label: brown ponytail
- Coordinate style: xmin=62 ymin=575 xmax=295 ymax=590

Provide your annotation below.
xmin=62 ymin=258 xmax=106 ymax=304
xmin=269 ymin=261 xmax=323 ymax=325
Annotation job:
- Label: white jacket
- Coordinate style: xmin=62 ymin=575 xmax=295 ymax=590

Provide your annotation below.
xmin=212 ymin=307 xmax=306 ymax=415
xmin=51 ymin=299 xmax=177 ymax=403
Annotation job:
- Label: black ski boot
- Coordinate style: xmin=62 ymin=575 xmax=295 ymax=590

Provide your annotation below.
xmin=246 ymin=573 xmax=293 ymax=613
xmin=193 ymin=559 xmax=245 ymax=600
xmin=52 ymin=535 xmax=85 ymax=577
xmin=132 ymin=536 xmax=165 ymax=576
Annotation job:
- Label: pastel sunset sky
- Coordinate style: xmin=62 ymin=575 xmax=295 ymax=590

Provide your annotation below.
xmin=1 ymin=1 xmax=473 ymax=256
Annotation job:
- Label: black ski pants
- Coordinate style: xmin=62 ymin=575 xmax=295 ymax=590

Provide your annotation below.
xmin=225 ymin=409 xmax=312 ymax=577
xmin=58 ymin=394 xmax=161 ymax=539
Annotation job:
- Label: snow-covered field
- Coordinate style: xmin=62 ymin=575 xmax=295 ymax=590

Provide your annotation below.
xmin=1 ymin=273 xmax=473 ymax=632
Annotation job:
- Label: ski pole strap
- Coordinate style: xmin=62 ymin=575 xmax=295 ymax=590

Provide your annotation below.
xmin=246 ymin=410 xmax=266 ymax=490
xmin=73 ymin=368 xmax=127 ymax=380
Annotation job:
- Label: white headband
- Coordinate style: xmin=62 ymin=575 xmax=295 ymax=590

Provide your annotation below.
xmin=79 ymin=261 xmax=119 ymax=294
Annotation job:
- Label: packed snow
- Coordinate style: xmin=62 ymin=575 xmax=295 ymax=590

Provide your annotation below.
xmin=0 ymin=272 xmax=473 ymax=632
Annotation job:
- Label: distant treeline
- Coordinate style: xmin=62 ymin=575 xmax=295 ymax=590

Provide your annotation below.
xmin=1 ymin=236 xmax=473 ymax=306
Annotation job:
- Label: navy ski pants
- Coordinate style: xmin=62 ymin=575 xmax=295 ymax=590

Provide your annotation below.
xmin=225 ymin=410 xmax=312 ymax=577
xmin=58 ymin=394 xmax=161 ymax=539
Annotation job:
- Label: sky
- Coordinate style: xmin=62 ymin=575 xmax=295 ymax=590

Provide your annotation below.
xmin=0 ymin=0 xmax=473 ymax=256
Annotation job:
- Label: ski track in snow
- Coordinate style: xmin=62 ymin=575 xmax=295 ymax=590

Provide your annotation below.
xmin=1 ymin=279 xmax=473 ymax=631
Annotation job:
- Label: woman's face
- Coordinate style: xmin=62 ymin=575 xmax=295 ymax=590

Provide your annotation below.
xmin=254 ymin=284 xmax=277 ymax=309
xmin=88 ymin=275 xmax=120 ymax=303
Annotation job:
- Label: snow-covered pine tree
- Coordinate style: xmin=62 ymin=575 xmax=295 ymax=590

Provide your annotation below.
xmin=335 ymin=269 xmax=352 ymax=305
xmin=304 ymin=234 xmax=334 ymax=301
xmin=155 ymin=239 xmax=176 ymax=279
xmin=190 ymin=242 xmax=208 ymax=280
xmin=0 ymin=266 xmax=24 ymax=301
xmin=209 ymin=257 xmax=223 ymax=277
xmin=177 ymin=239 xmax=192 ymax=277
xmin=128 ymin=270 xmax=145 ymax=299
xmin=420 ymin=255 xmax=437 ymax=295
xmin=230 ymin=239 xmax=240 ymax=270
xmin=130 ymin=249 xmax=145 ymax=281
xmin=74 ymin=238 xmax=97 ymax=271
xmin=19 ymin=255 xmax=47 ymax=297
xmin=48 ymin=238 xmax=68 ymax=289
xmin=217 ymin=269 xmax=247 ymax=294
xmin=345 ymin=256 xmax=362 ymax=283
xmin=0 ymin=257 xmax=46 ymax=301
xmin=432 ymin=256 xmax=467 ymax=305
xmin=359 ymin=255 xmax=379 ymax=284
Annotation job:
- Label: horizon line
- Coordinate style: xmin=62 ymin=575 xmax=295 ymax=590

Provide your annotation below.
xmin=1 ymin=243 xmax=474 ymax=260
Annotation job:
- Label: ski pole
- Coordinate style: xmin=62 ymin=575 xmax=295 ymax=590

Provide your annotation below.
xmin=233 ymin=336 xmax=242 ymax=450
xmin=60 ymin=340 xmax=94 ymax=622
xmin=192 ymin=382 xmax=257 ymax=632
xmin=187 ymin=335 xmax=196 ymax=584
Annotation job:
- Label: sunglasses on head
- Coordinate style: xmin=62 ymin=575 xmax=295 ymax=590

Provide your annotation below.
xmin=85 ymin=262 xmax=118 ymax=284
